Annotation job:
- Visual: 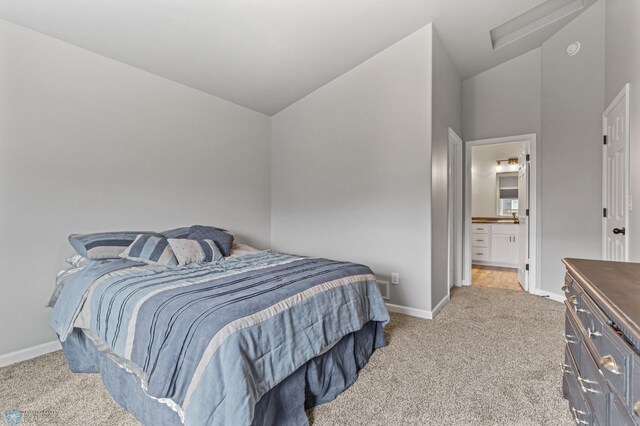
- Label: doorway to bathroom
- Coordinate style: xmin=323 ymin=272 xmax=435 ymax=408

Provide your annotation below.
xmin=463 ymin=134 xmax=538 ymax=295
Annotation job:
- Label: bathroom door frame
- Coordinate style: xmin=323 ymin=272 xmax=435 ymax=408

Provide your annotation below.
xmin=463 ymin=134 xmax=541 ymax=297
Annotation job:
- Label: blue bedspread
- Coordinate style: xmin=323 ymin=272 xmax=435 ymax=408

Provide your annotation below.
xmin=50 ymin=251 xmax=389 ymax=425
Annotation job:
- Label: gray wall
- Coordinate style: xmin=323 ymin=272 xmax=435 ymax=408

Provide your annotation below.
xmin=271 ymin=26 xmax=434 ymax=311
xmin=461 ymin=1 xmax=605 ymax=297
xmin=540 ymin=0 xmax=605 ymax=294
xmin=462 ymin=48 xmax=542 ymax=142
xmin=431 ymin=28 xmax=462 ymax=307
xmin=604 ymin=0 xmax=640 ymax=261
xmin=0 ymin=19 xmax=271 ymax=356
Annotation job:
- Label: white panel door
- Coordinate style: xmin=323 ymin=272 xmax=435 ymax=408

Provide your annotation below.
xmin=603 ymin=85 xmax=630 ymax=261
xmin=517 ymin=148 xmax=529 ymax=290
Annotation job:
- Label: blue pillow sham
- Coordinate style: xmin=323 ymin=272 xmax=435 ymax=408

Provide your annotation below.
xmin=160 ymin=226 xmax=191 ymax=239
xmin=68 ymin=231 xmax=159 ymax=260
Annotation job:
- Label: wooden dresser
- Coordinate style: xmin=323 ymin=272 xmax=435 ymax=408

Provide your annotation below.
xmin=562 ymin=258 xmax=640 ymax=425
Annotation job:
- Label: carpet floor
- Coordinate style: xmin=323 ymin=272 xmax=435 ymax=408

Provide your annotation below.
xmin=0 ymin=286 xmax=572 ymax=425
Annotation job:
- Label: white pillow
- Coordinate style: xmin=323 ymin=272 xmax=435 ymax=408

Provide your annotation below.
xmin=227 ymin=243 xmax=261 ymax=258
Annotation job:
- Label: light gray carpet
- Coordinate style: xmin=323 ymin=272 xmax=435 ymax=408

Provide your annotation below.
xmin=0 ymin=286 xmax=572 ymax=425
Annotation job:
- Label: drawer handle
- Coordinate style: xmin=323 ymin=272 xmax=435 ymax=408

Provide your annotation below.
xmin=568 ymin=295 xmax=578 ymax=305
xmin=561 ymin=285 xmax=569 ymax=293
xmin=633 ymin=400 xmax=640 ymax=417
xmin=587 ymin=327 xmax=602 ymax=339
xmin=599 ymin=355 xmax=620 ymax=375
xmin=563 ymin=333 xmax=578 ymax=344
xmin=578 ymin=376 xmax=600 ymax=394
xmin=560 ymin=351 xmax=572 ymax=374
xmin=576 ymin=308 xmax=589 ymax=314
xmin=571 ymin=407 xmax=589 ymax=425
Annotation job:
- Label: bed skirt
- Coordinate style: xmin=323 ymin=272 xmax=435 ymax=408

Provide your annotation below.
xmin=61 ymin=320 xmax=385 ymax=426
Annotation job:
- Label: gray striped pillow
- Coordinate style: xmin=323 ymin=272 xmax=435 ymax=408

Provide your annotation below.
xmin=120 ymin=234 xmax=178 ymax=267
xmin=167 ymin=238 xmax=223 ymax=266
xmin=69 ymin=231 xmax=159 ymax=259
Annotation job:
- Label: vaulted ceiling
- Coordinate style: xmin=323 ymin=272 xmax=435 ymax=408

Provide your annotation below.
xmin=0 ymin=0 xmax=594 ymax=115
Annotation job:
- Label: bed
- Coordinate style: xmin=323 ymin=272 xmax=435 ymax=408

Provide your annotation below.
xmin=50 ymin=243 xmax=389 ymax=426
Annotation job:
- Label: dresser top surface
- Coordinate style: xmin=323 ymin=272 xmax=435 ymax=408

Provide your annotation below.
xmin=563 ymin=258 xmax=640 ymax=333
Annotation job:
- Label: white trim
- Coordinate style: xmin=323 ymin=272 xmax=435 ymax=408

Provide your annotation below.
xmin=447 ymin=128 xmax=464 ymax=294
xmin=386 ymin=295 xmax=450 ymax=320
xmin=385 ymin=303 xmax=432 ymax=319
xmin=602 ymin=84 xmax=630 ymax=261
xmin=0 ymin=340 xmax=61 ymax=368
xmin=464 ymin=134 xmax=539 ymax=296
xmin=431 ymin=295 xmax=450 ymax=317
xmin=530 ymin=289 xmax=565 ymax=303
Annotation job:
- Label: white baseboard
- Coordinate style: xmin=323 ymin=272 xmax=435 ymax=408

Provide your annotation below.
xmin=386 ymin=295 xmax=450 ymax=320
xmin=530 ymin=288 xmax=564 ymax=303
xmin=431 ymin=295 xmax=450 ymax=317
xmin=0 ymin=340 xmax=61 ymax=368
xmin=386 ymin=303 xmax=432 ymax=319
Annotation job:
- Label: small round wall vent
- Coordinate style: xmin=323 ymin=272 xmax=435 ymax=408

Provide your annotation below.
xmin=566 ymin=41 xmax=581 ymax=56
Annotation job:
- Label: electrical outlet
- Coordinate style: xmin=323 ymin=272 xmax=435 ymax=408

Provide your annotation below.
xmin=391 ymin=272 xmax=400 ymax=285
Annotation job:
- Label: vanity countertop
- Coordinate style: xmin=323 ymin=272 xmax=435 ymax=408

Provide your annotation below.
xmin=472 ymin=217 xmax=518 ymax=224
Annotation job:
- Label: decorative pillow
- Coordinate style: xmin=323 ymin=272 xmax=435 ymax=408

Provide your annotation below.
xmin=68 ymin=231 xmax=158 ymax=259
xmin=167 ymin=238 xmax=223 ymax=266
xmin=160 ymin=226 xmax=191 ymax=239
xmin=120 ymin=234 xmax=178 ymax=267
xmin=188 ymin=225 xmax=234 ymax=257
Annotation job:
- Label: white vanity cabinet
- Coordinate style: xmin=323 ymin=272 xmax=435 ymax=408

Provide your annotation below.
xmin=472 ymin=223 xmax=518 ymax=268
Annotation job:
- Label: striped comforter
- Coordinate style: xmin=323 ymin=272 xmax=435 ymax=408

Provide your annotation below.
xmin=50 ymin=251 xmax=389 ymax=425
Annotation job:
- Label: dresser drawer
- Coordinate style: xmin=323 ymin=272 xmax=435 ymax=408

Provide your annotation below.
xmin=565 ymin=309 xmax=582 ymax=366
xmin=590 ymin=325 xmax=629 ymax=403
xmin=472 ymin=247 xmax=490 ymax=261
xmin=575 ymin=289 xmax=607 ymax=345
xmin=577 ymin=293 xmax=630 ymax=401
xmin=471 ymin=224 xmax=489 ymax=234
xmin=471 ymin=234 xmax=489 ymax=247
xmin=631 ymin=362 xmax=640 ymax=422
xmin=578 ymin=343 xmax=610 ymax=425
xmin=610 ymin=393 xmax=636 ymax=426
xmin=564 ymin=345 xmax=593 ymax=425
xmin=563 ymin=273 xmax=579 ymax=302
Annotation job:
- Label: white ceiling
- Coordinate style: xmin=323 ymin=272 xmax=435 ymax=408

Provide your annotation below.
xmin=0 ymin=0 xmax=592 ymax=115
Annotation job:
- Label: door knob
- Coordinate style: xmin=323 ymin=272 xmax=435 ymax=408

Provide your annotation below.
xmin=613 ymin=227 xmax=626 ymax=235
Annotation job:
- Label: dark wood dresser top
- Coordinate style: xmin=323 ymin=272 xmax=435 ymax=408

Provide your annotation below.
xmin=563 ymin=258 xmax=640 ymax=347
